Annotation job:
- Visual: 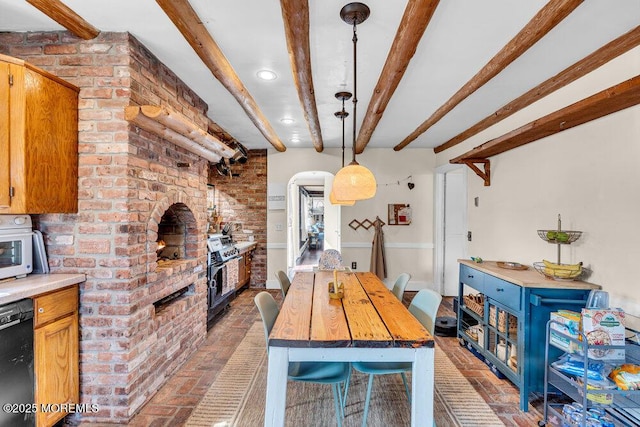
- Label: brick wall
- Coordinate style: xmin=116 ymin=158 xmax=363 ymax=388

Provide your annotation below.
xmin=0 ymin=31 xmax=214 ymax=422
xmin=208 ymin=150 xmax=268 ymax=287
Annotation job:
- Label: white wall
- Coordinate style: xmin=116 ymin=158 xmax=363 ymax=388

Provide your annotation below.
xmin=435 ymin=46 xmax=640 ymax=316
xmin=267 ymin=148 xmax=435 ymax=290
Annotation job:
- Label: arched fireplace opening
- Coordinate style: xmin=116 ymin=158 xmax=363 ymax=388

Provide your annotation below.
xmin=156 ymin=202 xmax=197 ymax=264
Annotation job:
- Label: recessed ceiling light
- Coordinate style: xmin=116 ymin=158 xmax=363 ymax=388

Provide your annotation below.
xmin=256 ymin=69 xmax=277 ymax=81
xmin=290 ymin=136 xmax=301 ymax=143
xmin=280 ymin=118 xmax=295 ymax=125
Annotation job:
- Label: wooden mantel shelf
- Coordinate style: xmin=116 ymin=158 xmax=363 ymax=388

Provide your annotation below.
xmin=125 ymin=105 xmax=235 ymax=163
xmin=451 ymin=74 xmax=640 ymax=185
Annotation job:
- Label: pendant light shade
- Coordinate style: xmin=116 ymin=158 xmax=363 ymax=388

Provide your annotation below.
xmin=333 ymin=162 xmax=376 ymax=200
xmin=329 ymin=188 xmax=355 ymax=206
xmin=334 ymin=2 xmax=376 ymax=202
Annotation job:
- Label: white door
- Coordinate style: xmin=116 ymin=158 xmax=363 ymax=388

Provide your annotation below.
xmin=323 ymin=175 xmax=340 ymax=251
xmin=441 ymin=168 xmax=467 ymax=296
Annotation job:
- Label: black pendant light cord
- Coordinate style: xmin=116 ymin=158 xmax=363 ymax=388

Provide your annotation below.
xmin=351 ymin=20 xmax=358 ymax=165
xmin=342 ymin=104 xmax=346 ymax=167
xmin=334 ymin=92 xmax=351 ymax=168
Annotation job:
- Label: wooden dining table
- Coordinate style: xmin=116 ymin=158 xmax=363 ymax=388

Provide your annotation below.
xmin=264 ymin=270 xmax=435 ymax=426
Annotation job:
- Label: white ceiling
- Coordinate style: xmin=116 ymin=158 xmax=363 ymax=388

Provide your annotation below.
xmin=1 ymin=0 xmax=639 ymax=151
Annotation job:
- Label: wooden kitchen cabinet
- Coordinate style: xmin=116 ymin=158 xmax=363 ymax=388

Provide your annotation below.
xmin=33 ymin=285 xmax=79 ymax=427
xmin=0 ymin=54 xmax=79 ymax=214
xmin=236 ymin=245 xmax=255 ymax=288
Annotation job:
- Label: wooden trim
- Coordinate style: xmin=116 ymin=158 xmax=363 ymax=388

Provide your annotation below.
xmin=156 ymin=0 xmax=287 ymax=152
xmin=125 ymin=105 xmax=237 ymax=163
xmin=450 ymin=74 xmax=640 ymax=164
xmin=355 ymin=0 xmax=439 ymax=154
xmin=394 ymin=0 xmax=583 ymax=151
xmin=26 ymin=0 xmax=100 ymax=40
xmin=435 ymin=25 xmax=640 ymax=154
xmin=280 ymin=0 xmax=323 ymax=152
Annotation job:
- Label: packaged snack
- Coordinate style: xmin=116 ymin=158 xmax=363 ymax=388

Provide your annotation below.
xmin=551 ymin=354 xmax=608 ymax=381
xmin=550 ymin=310 xmax=581 ymax=353
xmin=608 ymin=364 xmax=640 ymax=390
xmin=581 ymin=309 xmax=625 ymax=360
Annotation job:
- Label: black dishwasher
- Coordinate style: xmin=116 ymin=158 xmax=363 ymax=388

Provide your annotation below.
xmin=0 ymin=298 xmax=35 ymax=427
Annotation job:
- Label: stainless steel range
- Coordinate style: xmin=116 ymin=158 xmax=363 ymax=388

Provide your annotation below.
xmin=206 ymin=234 xmax=239 ymax=325
xmin=207 ymin=233 xmax=239 ymax=265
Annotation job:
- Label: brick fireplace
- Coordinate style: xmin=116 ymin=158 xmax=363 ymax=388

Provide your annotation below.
xmin=0 ymin=32 xmax=235 ymax=422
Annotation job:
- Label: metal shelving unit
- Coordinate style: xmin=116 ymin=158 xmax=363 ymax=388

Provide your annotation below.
xmin=540 ymin=320 xmax=640 ymax=427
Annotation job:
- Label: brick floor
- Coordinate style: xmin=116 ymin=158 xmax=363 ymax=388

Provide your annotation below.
xmin=79 ymin=289 xmax=547 ymax=426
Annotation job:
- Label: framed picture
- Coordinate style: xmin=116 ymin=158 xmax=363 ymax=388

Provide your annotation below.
xmin=388 ymin=204 xmax=412 ymax=225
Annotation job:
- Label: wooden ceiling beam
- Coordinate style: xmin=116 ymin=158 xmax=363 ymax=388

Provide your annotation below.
xmin=280 ymin=0 xmax=323 ymax=152
xmin=435 ymin=25 xmax=640 ymax=154
xmin=156 ymin=0 xmax=287 ymax=152
xmin=394 ymin=0 xmax=584 ymax=151
xmin=125 ymin=106 xmax=224 ymax=164
xmin=26 ymin=0 xmax=100 ymax=40
xmin=450 ymin=74 xmax=640 ymax=164
xmin=355 ymin=0 xmax=439 ymax=154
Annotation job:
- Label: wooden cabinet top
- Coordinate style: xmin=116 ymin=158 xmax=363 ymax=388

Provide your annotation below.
xmin=459 ymin=259 xmax=600 ymax=290
xmin=0 ymin=53 xmax=79 ymax=92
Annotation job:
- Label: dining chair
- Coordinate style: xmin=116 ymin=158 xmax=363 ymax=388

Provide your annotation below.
xmin=318 ymin=249 xmax=344 ymax=270
xmin=352 ymin=289 xmax=442 ymax=427
xmin=391 ymin=273 xmax=411 ymax=301
xmin=275 ymin=270 xmax=291 ymax=298
xmin=254 ymin=291 xmax=351 ymax=426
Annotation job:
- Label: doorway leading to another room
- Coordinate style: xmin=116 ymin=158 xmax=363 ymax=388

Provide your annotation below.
xmin=286 ymin=171 xmax=341 ymax=274
xmin=434 ymin=165 xmax=468 ymax=296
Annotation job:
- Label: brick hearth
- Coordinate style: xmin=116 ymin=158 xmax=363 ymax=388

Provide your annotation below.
xmin=0 ymin=31 xmax=268 ymax=422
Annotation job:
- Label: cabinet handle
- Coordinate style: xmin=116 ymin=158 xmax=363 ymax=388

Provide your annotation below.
xmin=38 ymin=308 xmax=44 ymax=313
xmin=468 ymin=275 xmax=474 ymax=279
xmin=496 ymin=288 xmax=504 ymax=292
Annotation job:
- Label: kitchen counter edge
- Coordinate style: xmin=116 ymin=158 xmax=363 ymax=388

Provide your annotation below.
xmin=0 ymin=273 xmax=86 ymax=305
xmin=235 ymin=241 xmax=257 ymax=252
xmin=458 ymin=259 xmax=600 ymax=290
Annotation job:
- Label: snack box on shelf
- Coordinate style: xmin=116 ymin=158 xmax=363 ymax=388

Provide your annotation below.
xmin=550 ymin=310 xmax=581 ymax=353
xmin=581 ymin=309 xmax=625 ymax=361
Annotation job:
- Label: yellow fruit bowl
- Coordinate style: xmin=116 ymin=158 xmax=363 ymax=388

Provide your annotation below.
xmin=533 ymin=261 xmax=588 ymax=281
xmin=537 ymin=229 xmax=582 ymax=244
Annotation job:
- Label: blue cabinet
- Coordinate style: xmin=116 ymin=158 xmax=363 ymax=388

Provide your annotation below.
xmin=457 ymin=260 xmax=598 ymax=411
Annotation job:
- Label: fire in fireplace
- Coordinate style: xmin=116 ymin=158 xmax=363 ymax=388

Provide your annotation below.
xmin=156 ymin=203 xmax=193 ymax=262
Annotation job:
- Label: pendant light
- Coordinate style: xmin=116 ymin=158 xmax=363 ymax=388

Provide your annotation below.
xmin=330 ymin=91 xmax=355 ymax=206
xmin=332 ymin=2 xmax=377 ymax=202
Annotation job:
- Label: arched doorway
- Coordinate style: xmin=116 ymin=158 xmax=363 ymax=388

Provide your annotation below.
xmin=286 ymin=171 xmax=341 ymax=273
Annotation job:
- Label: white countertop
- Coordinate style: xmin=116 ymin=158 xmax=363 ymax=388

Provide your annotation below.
xmin=235 ymin=241 xmax=257 ymax=252
xmin=0 ymin=273 xmax=86 ymax=305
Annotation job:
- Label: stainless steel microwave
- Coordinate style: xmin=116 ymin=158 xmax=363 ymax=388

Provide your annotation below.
xmin=0 ymin=215 xmax=33 ymax=280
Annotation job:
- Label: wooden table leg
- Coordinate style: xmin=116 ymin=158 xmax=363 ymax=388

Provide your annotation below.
xmin=264 ymin=346 xmax=288 ymax=427
xmin=411 ymin=347 xmax=434 ymax=426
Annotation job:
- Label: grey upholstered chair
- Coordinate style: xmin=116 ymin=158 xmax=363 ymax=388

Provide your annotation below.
xmin=317 ymin=249 xmax=344 ymax=270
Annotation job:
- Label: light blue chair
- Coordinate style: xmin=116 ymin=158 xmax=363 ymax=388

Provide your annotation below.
xmin=275 ymin=270 xmax=291 ymax=298
xmin=391 ymin=273 xmax=411 ymax=301
xmin=352 ymin=289 xmax=442 ymax=427
xmin=254 ymin=291 xmax=351 ymax=426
